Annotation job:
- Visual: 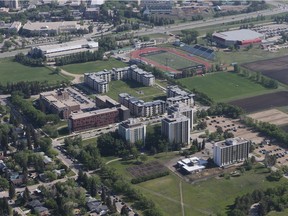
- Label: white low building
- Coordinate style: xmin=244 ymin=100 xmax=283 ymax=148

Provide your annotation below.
xmin=177 ymin=157 xmax=207 ymax=173
xmin=30 ymin=39 xmax=99 ymax=61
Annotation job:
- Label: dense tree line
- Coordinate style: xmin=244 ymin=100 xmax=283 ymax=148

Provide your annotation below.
xmin=55 ymin=50 xmax=103 ymax=66
xmin=116 ymin=21 xmax=140 ymax=33
xmin=273 ymin=13 xmax=288 ymax=24
xmin=10 ymin=94 xmax=59 ymax=128
xmin=99 ymin=166 xmax=163 ymax=216
xmin=64 ymin=137 xmax=103 ymax=170
xmin=242 ymin=116 xmax=288 ymax=146
xmin=234 ymin=65 xmax=278 ymax=89
xmin=180 ymin=30 xmax=199 ymax=44
xmin=144 ymin=15 xmax=175 ymax=26
xmin=207 ymin=103 xmax=244 ymax=119
xmin=0 ymin=80 xmax=69 ymax=98
xmin=230 ymin=183 xmax=288 ymax=216
xmin=15 ymin=53 xmax=43 ymax=67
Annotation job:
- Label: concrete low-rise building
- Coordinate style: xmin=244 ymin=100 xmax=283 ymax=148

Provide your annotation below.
xmin=118 ymin=119 xmax=146 ymax=144
xmin=22 ymin=21 xmax=83 ymax=36
xmin=213 ymin=138 xmax=250 ymax=167
xmin=39 ymin=89 xmax=80 ymax=119
xmin=84 ymin=65 xmax=155 ymax=93
xmin=161 ymin=114 xmax=190 ymax=145
xmin=119 ymin=93 xmax=166 ymax=117
xmin=30 ymin=39 xmax=98 ymax=62
xmin=176 ymin=157 xmax=207 ymax=174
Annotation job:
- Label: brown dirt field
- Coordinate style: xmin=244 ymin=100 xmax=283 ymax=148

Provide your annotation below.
xmin=243 ymin=55 xmax=288 ymax=85
xmin=248 ymin=109 xmax=288 ymax=126
xmin=229 ymin=91 xmax=288 ymax=113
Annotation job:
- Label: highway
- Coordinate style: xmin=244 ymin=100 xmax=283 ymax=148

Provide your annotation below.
xmin=0 ymin=3 xmax=287 ymax=59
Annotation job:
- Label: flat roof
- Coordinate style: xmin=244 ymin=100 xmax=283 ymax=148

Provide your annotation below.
xmin=23 ymin=21 xmax=79 ymax=31
xmin=70 ymin=108 xmax=118 ymax=119
xmin=213 ymin=29 xmax=264 ymax=41
xmin=215 ymin=137 xmax=248 ymax=148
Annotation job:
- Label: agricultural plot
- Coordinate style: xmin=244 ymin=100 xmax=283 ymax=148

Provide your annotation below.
xmin=127 ymin=161 xmax=167 ymax=178
xmin=243 ymin=55 xmax=288 ymax=85
xmin=229 ymin=91 xmax=288 ymax=113
xmin=248 ymin=109 xmax=288 ymax=126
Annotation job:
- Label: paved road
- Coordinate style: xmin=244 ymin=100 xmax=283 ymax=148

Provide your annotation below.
xmin=0 ymin=3 xmax=286 ymax=59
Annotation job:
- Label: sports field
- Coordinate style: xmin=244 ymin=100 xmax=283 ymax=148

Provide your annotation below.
xmin=61 ymin=58 xmax=127 ymax=74
xmin=106 ymin=80 xmax=166 ymax=102
xmin=143 ymin=51 xmax=199 ymax=70
xmin=179 ymin=72 xmax=270 ymax=102
xmin=0 ymin=58 xmax=69 ymax=84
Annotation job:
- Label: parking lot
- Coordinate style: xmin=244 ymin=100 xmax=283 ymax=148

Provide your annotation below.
xmin=206 ymin=116 xmax=264 ymax=144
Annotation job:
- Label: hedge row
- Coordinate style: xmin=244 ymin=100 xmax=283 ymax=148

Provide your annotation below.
xmin=131 ymin=171 xmax=169 ymax=184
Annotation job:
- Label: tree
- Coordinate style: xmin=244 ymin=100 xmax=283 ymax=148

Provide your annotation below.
xmin=139 ymin=154 xmax=148 ymax=163
xmin=23 ymin=187 xmax=30 ymax=204
xmin=201 ymin=139 xmax=206 ymax=150
xmin=0 ymin=177 xmax=9 ymax=191
xmin=120 ymin=205 xmax=129 ymax=216
xmin=54 ymin=67 xmax=61 ymax=74
xmin=9 ymin=182 xmax=15 ymax=199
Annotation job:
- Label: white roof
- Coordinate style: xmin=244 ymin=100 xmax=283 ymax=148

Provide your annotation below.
xmin=213 ymin=29 xmax=263 ymax=41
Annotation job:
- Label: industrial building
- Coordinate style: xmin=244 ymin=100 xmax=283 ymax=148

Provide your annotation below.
xmin=213 ymin=138 xmax=251 ymax=167
xmin=167 ymin=103 xmax=194 ymax=130
xmin=30 ymin=39 xmax=99 ymax=62
xmin=84 ymin=65 xmax=155 ymax=93
xmin=22 ymin=21 xmax=82 ymax=36
xmin=39 ymin=89 xmax=80 ymax=119
xmin=119 ymin=93 xmax=166 ymax=117
xmin=212 ymin=29 xmax=264 ymax=47
xmin=118 ymin=119 xmax=146 ymax=144
xmin=161 ymin=114 xmax=190 ymax=145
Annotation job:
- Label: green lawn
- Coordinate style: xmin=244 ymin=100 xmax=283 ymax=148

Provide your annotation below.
xmin=144 ymin=51 xmax=198 ymax=70
xmin=106 ymin=80 xmax=166 ymax=102
xmin=216 ymin=47 xmax=288 ymax=65
xmin=61 ymin=58 xmax=127 ymax=74
xmin=0 ymin=58 xmax=69 ymax=84
xmin=135 ymin=165 xmax=287 ymax=216
xmin=179 ymin=72 xmax=271 ymax=102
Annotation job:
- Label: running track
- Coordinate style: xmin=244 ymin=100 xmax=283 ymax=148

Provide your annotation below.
xmin=131 ymin=47 xmax=212 ymax=73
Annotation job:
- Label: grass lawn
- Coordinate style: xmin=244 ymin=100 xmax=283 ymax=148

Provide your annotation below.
xmin=0 ymin=58 xmax=69 ymax=84
xmin=135 ymin=165 xmax=287 ymax=216
xmin=106 ymin=80 xmax=166 ymax=102
xmin=61 ymin=58 xmax=127 ymax=74
xmin=216 ymin=47 xmax=288 ymax=65
xmin=179 ymin=72 xmax=271 ymax=102
xmin=144 ymin=51 xmax=198 ymax=70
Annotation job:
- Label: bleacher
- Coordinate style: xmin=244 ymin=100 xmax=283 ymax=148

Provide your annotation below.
xmin=180 ymin=44 xmax=215 ymax=61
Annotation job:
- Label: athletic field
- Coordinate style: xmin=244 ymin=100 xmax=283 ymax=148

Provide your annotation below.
xmin=142 ymin=51 xmax=199 ymax=70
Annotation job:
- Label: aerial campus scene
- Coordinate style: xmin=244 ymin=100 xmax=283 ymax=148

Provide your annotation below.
xmin=2 ymin=0 xmax=288 ymax=216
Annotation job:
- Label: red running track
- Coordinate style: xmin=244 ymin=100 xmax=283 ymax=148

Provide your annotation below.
xmin=130 ymin=47 xmax=212 ymax=73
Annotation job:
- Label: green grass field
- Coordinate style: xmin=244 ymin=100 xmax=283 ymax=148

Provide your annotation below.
xmin=107 ymin=157 xmax=287 ymax=216
xmin=106 ymin=80 xmax=166 ymax=102
xmin=144 ymin=51 xmax=198 ymax=70
xmin=0 ymin=58 xmax=69 ymax=84
xmin=61 ymin=58 xmax=127 ymax=74
xmin=179 ymin=72 xmax=271 ymax=102
xmin=136 ymin=166 xmax=286 ymax=216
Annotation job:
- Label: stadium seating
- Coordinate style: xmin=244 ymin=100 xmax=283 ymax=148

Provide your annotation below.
xmin=180 ymin=44 xmax=215 ymax=60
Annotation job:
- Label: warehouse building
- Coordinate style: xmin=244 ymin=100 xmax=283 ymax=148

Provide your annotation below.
xmin=30 ymin=39 xmax=99 ymax=61
xmin=212 ymin=29 xmax=264 ymax=47
xmin=213 ymin=138 xmax=250 ymax=167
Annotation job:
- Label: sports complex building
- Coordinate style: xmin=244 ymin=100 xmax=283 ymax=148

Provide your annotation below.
xmin=212 ymin=29 xmax=264 ymax=47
